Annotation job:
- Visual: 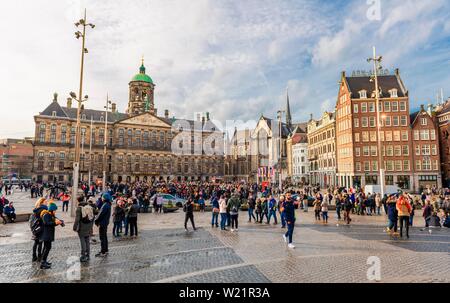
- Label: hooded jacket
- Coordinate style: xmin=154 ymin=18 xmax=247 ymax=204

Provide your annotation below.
xmin=396 ymin=196 xmax=412 ymax=217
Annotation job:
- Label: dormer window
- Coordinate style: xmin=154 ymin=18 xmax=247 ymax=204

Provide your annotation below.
xmin=52 ymin=111 xmax=57 ymax=117
xmin=389 ymin=89 xmax=398 ymax=98
xmin=359 ymin=90 xmax=367 ymax=99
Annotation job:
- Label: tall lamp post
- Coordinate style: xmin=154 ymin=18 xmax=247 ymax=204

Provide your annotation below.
xmin=70 ymin=9 xmax=95 ymax=217
xmin=103 ymin=95 xmax=112 ymax=191
xmin=277 ymin=110 xmax=285 ymax=192
xmin=367 ymin=46 xmax=385 ymax=198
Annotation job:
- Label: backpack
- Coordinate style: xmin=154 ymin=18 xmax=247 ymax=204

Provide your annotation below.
xmin=29 ymin=214 xmax=43 ymax=236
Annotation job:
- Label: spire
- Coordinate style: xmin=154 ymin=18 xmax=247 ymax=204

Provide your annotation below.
xmin=286 ymin=88 xmax=292 ymax=130
xmin=139 ymin=56 xmax=146 ymax=74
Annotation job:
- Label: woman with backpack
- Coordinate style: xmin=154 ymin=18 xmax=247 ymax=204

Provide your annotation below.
xmin=31 ymin=198 xmax=47 ymax=262
xmin=40 ymin=202 xmax=64 ymax=269
xmin=73 ymin=196 xmax=95 ymax=262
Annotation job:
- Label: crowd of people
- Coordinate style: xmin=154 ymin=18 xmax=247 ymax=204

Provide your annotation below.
xmin=1 ymin=178 xmax=449 ymax=270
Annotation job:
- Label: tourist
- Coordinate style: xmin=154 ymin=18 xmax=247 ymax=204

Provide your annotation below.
xmin=127 ymin=198 xmax=140 ymax=237
xmin=335 ymin=194 xmax=342 ymax=220
xmin=61 ymin=192 xmax=71 ymax=212
xmin=40 ymin=202 xmax=64 ymax=269
xmin=4 ymin=202 xmax=16 ymax=223
xmin=198 ymin=196 xmax=205 ymax=212
xmin=282 ymin=193 xmax=296 ymax=249
xmin=31 ymin=198 xmax=47 ymax=262
xmin=422 ymin=200 xmax=433 ymax=227
xmin=343 ymin=193 xmax=353 ymax=225
xmin=219 ymin=195 xmax=228 ymax=231
xmin=386 ymin=195 xmax=398 ymax=235
xmin=267 ymin=195 xmax=278 ymax=225
xmin=279 ymin=195 xmax=286 ymax=228
xmin=302 ymin=192 xmax=309 ymax=212
xmin=313 ymin=197 xmax=321 ymax=221
xmin=321 ymin=197 xmax=329 ymax=224
xmin=112 ymin=199 xmax=125 ymax=237
xmin=227 ymin=191 xmax=241 ymax=232
xmin=73 ymin=195 xmax=95 ymax=262
xmin=94 ymin=193 xmax=112 ymax=257
xmin=255 ymin=198 xmax=262 ymax=223
xmin=211 ymin=194 xmax=219 ymax=228
xmin=183 ymin=198 xmax=196 ymax=231
xmin=247 ymin=193 xmax=256 ymax=223
xmin=260 ymin=196 xmax=269 ymax=224
xmin=396 ymin=193 xmax=412 ymax=238
xmin=375 ymin=193 xmax=382 ymax=215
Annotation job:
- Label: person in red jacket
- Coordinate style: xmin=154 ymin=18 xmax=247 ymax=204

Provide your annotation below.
xmin=396 ymin=193 xmax=412 ymax=238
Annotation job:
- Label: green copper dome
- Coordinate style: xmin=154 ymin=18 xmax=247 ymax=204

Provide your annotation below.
xmin=131 ymin=62 xmax=153 ymax=84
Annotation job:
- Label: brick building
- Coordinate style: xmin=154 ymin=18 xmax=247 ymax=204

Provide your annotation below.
xmin=335 ymin=69 xmax=415 ymax=190
xmin=436 ymin=99 xmax=450 ymax=187
xmin=0 ymin=138 xmax=34 ymax=180
xmin=410 ymin=106 xmax=442 ymax=190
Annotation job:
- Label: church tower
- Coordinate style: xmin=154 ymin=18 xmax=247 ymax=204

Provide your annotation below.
xmin=286 ymin=89 xmax=292 ymax=130
xmin=128 ymin=58 xmax=156 ymax=116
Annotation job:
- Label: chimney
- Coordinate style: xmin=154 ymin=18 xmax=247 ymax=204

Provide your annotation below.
xmin=164 ymin=109 xmax=169 ymax=118
xmin=111 ymin=103 xmax=117 ymax=113
xmin=420 ymin=104 xmax=425 ymax=111
xmin=66 ymin=98 xmax=72 ymax=109
xmin=341 ymin=71 xmax=346 ymax=78
xmin=206 ymin=112 xmax=210 ymax=121
xmin=395 ymin=68 xmax=400 ymax=76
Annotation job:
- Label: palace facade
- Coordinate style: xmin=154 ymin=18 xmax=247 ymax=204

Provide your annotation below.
xmin=32 ymin=62 xmax=224 ymax=184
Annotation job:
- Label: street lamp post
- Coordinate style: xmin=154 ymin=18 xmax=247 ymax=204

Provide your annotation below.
xmin=368 ymin=46 xmax=385 ymax=198
xmin=103 ymin=95 xmax=112 ymax=192
xmin=70 ymin=9 xmax=95 ymax=217
xmin=277 ymin=110 xmax=285 ymax=192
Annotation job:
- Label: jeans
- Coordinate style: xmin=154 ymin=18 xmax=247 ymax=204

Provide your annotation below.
xmin=32 ymin=239 xmax=42 ymax=259
xmin=113 ymin=222 xmax=121 ymax=236
xmin=280 ymin=211 xmax=286 ymax=227
xmin=377 ymin=206 xmax=381 ymax=215
xmin=336 ymin=207 xmax=341 ymax=220
xmin=388 ymin=218 xmax=398 ymax=232
xmin=226 ymin=213 xmax=231 ymax=226
xmin=322 ymin=211 xmax=328 ymax=222
xmin=399 ymin=216 xmax=409 ymax=237
xmin=268 ymin=210 xmax=278 ymax=224
xmin=128 ymin=217 xmax=138 ymax=236
xmin=211 ymin=212 xmax=219 ymax=226
xmin=230 ymin=214 xmax=238 ymax=229
xmin=184 ymin=213 xmax=196 ymax=230
xmin=409 ymin=215 xmax=414 ymax=226
xmin=123 ymin=217 xmax=129 ymax=235
xmin=62 ymin=201 xmax=69 ymax=212
xmin=260 ymin=212 xmax=268 ymax=223
xmin=248 ymin=208 xmax=256 ymax=222
xmin=42 ymin=241 xmax=52 ymax=263
xmin=79 ymin=234 xmax=90 ymax=257
xmin=99 ymin=225 xmax=108 ymax=254
xmin=220 ymin=213 xmax=227 ymax=229
xmin=285 ymin=222 xmax=295 ymax=244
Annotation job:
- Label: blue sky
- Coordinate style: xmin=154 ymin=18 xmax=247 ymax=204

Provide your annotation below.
xmin=1 ymin=0 xmax=449 ymax=137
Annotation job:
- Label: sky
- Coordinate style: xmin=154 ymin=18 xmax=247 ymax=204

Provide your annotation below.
xmin=1 ymin=0 xmax=449 ymax=138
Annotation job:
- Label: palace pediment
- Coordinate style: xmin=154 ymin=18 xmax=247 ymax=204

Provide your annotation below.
xmin=116 ymin=112 xmax=172 ymax=128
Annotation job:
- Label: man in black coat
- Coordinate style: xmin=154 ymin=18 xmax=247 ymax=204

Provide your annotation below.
xmin=40 ymin=202 xmax=64 ymax=269
xmin=184 ymin=199 xmax=196 ymax=232
xmin=94 ymin=193 xmax=112 ymax=257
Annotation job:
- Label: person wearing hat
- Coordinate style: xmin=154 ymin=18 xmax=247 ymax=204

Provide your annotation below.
xmin=39 ymin=202 xmax=64 ymax=269
xmin=94 ymin=193 xmax=112 ymax=257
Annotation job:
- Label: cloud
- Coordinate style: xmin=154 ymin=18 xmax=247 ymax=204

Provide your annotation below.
xmin=0 ymin=0 xmax=449 ymax=139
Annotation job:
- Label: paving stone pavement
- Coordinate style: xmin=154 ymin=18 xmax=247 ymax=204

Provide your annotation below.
xmin=0 ymin=191 xmax=449 ymax=283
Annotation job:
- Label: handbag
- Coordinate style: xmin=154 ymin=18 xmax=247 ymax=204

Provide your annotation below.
xmin=213 ymin=207 xmax=220 ymax=214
